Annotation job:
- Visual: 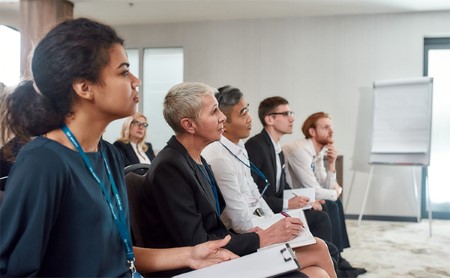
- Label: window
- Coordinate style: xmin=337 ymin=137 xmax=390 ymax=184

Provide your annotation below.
xmin=0 ymin=25 xmax=20 ymax=87
xmin=423 ymin=37 xmax=450 ymax=219
xmin=142 ymin=48 xmax=183 ymax=152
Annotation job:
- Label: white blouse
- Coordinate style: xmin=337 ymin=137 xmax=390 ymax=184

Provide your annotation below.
xmin=130 ymin=142 xmax=151 ymax=164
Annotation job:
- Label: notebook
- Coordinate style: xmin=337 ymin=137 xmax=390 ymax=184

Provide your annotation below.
xmin=252 ymin=209 xmax=316 ymax=249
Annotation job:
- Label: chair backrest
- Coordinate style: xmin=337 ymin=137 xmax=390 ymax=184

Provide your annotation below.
xmin=125 ymin=163 xmax=151 ymax=175
xmin=124 ymin=163 xmax=151 ymax=247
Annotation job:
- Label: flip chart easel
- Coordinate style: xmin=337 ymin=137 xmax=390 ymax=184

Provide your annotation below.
xmin=357 ymin=77 xmax=433 ymax=236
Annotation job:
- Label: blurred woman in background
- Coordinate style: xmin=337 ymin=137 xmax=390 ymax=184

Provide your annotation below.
xmin=114 ymin=112 xmax=156 ymax=167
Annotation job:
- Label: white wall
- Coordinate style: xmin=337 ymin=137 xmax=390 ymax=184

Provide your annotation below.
xmin=115 ymin=11 xmax=450 ymax=218
xmin=2 ymin=11 xmax=448 ymax=217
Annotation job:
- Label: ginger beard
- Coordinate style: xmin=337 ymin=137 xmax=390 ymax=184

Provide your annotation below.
xmin=316 ymin=134 xmax=333 ymax=147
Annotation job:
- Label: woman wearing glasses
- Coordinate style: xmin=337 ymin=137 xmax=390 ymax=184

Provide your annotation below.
xmin=114 ymin=112 xmax=156 ymax=167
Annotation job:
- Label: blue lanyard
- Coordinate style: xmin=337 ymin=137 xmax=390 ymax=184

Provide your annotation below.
xmin=61 ymin=124 xmax=137 ymax=275
xmin=196 ymin=162 xmax=221 ymax=215
xmin=220 ymin=142 xmax=271 ymax=199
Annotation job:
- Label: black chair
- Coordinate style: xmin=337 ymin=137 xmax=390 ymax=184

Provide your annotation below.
xmin=124 ymin=163 xmax=151 ymax=247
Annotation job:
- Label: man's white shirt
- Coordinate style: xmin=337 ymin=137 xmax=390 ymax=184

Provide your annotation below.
xmin=202 ymin=136 xmax=274 ymax=233
xmin=283 ymin=138 xmax=338 ymax=201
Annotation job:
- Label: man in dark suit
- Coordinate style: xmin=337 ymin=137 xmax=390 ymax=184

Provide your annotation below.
xmin=245 ymin=96 xmax=366 ymax=277
xmin=137 ymin=82 xmax=333 ymax=277
xmin=245 ymin=97 xmax=313 ymax=213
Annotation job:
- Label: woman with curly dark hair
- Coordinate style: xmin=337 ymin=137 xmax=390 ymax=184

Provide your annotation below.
xmin=0 ymin=18 xmax=235 ymax=277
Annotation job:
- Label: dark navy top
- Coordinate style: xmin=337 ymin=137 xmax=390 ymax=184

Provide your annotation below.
xmin=0 ymin=136 xmax=130 ymax=277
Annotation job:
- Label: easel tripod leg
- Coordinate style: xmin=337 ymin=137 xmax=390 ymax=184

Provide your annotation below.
xmin=344 ymin=171 xmax=357 ymax=211
xmin=412 ymin=166 xmax=420 ymax=223
xmin=358 ymin=165 xmax=374 ymax=226
xmin=425 ymin=167 xmax=432 ymax=237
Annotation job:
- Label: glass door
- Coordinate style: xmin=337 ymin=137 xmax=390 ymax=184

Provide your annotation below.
xmin=423 ymin=37 xmax=450 ymax=219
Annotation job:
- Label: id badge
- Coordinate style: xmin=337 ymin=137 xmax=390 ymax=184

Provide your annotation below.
xmin=129 ymin=259 xmax=142 ymax=278
xmin=253 ymin=207 xmax=265 ymax=217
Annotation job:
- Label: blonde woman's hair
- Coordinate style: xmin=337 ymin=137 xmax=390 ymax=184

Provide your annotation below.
xmin=117 ymin=112 xmax=149 ymax=152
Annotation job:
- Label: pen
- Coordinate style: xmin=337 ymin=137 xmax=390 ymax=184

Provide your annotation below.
xmin=292 ymin=193 xmax=311 ymax=207
xmin=281 ymin=211 xmax=305 ymax=228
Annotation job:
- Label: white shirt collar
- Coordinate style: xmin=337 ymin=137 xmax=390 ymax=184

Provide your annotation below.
xmin=220 ymin=135 xmax=246 ymax=157
xmin=130 ymin=141 xmax=151 ymax=164
xmin=266 ymin=131 xmax=282 ymax=154
xmin=130 ymin=142 xmax=138 ymax=150
xmin=305 ymin=138 xmax=326 ymax=160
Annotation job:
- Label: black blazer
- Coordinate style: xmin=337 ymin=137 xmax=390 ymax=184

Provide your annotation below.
xmin=137 ymin=136 xmax=259 ymax=275
xmin=112 ymin=141 xmax=155 ymax=167
xmin=245 ymin=129 xmax=290 ymax=213
xmin=245 ymin=131 xmax=337 ymax=256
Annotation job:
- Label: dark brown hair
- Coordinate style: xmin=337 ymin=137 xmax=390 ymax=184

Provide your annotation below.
xmin=257 ymin=96 xmax=289 ymax=126
xmin=2 ymin=18 xmax=124 ymax=139
xmin=215 ymin=85 xmax=243 ymax=123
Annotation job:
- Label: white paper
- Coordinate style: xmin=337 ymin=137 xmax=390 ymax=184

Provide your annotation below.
xmin=252 ymin=209 xmax=316 ymax=249
xmin=283 ymin=188 xmax=316 ymax=210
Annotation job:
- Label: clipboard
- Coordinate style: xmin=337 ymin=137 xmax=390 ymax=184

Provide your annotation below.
xmin=174 ymin=243 xmax=300 ymax=278
xmin=252 ymin=209 xmax=316 ymax=249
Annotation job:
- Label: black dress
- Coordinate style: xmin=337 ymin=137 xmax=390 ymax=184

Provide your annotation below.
xmin=0 ymin=137 xmax=30 ymax=191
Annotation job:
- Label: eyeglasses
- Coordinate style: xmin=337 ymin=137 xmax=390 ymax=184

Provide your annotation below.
xmin=131 ymin=120 xmax=148 ymax=128
xmin=268 ymin=111 xmax=295 ymax=117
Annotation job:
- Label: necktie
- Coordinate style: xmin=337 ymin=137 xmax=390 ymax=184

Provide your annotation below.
xmin=278 ymin=151 xmax=286 ymax=191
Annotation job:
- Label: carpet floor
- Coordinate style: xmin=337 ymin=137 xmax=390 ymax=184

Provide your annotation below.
xmin=341 ymin=219 xmax=450 ymax=278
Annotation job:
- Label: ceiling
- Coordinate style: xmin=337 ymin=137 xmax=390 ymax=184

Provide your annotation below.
xmin=1 ymin=0 xmax=450 ymax=26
